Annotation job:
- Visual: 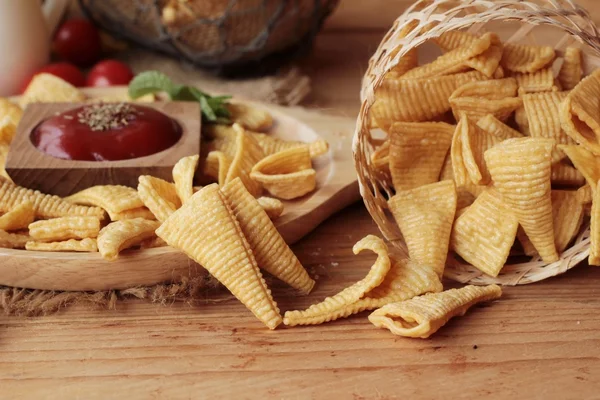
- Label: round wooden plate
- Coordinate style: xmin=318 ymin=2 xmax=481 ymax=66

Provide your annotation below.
xmin=0 ymin=87 xmax=359 ymax=291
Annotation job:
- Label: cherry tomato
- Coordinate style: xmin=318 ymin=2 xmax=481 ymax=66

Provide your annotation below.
xmin=53 ymin=19 xmax=102 ymax=67
xmin=20 ymin=62 xmax=85 ymax=93
xmin=86 ymin=60 xmax=134 ymax=87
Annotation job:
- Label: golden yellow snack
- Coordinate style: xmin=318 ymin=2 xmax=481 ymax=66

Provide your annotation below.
xmin=26 ymin=238 xmax=98 ymax=253
xmin=157 ymin=184 xmax=282 ymax=329
xmin=516 ymin=227 xmax=538 ymax=257
xmin=434 ymin=30 xmax=478 ymax=52
xmin=256 ymin=196 xmax=284 ymax=220
xmin=107 ymin=206 xmax=156 ymax=221
xmin=388 ymin=122 xmax=454 ymax=191
xmin=386 ymin=48 xmax=418 ymax=79
xmin=558 ymin=47 xmax=582 ymax=91
xmin=476 ymin=114 xmax=523 ymax=140
xmin=560 ymin=70 xmax=600 ymax=154
xmin=389 ymin=180 xmax=457 ymax=278
xmin=462 ymin=34 xmax=504 ymax=77
xmin=202 ymin=150 xmax=232 ymax=185
xmin=523 ymin=91 xmax=573 ymax=163
xmin=0 ymin=98 xmax=23 ymax=128
xmin=402 ymin=32 xmax=493 ymax=79
xmin=139 ymin=236 xmax=167 ymax=249
xmin=250 ymin=147 xmax=316 ymax=200
xmin=459 ymin=116 xmax=501 ymax=185
xmin=137 ymin=176 xmax=181 ymax=223
xmin=590 ymin=182 xmax=600 ymax=265
xmin=579 ymin=184 xmax=593 ymax=204
xmin=284 ymin=256 xmax=443 ymax=326
xmin=501 ymin=43 xmax=555 ymax=73
xmin=551 ymin=163 xmax=586 ymax=187
xmin=0 ymin=180 xmax=104 ymax=220
xmin=224 ymin=125 xmax=264 ymax=197
xmin=371 ymin=139 xmax=390 ymax=173
xmin=20 ymin=73 xmax=85 ymax=107
xmin=222 ymin=178 xmax=314 ymax=293
xmin=0 ymin=229 xmax=29 ymax=249
xmin=65 ymin=185 xmax=144 ymax=214
xmin=227 ymin=102 xmax=273 ymax=132
xmin=552 ymin=190 xmax=585 ymax=253
xmin=559 ymin=145 xmax=600 ymax=192
xmin=0 ymin=117 xmax=16 ymax=144
xmin=371 ymin=70 xmax=486 ymax=130
xmin=0 ymin=142 xmax=11 ymax=181
xmin=368 ymin=285 xmax=502 ymax=338
xmin=439 ymin=153 xmax=453 ymax=181
xmin=29 ymin=216 xmax=101 ymax=242
xmin=172 ymin=154 xmax=199 ymax=204
xmin=451 ymin=190 xmax=519 ymax=277
xmin=514 ymin=68 xmax=557 ymax=94
xmin=484 ymin=138 xmax=558 ymax=263
xmin=514 ymin=105 xmax=530 ymax=135
xmin=450 ymin=95 xmax=522 ymax=122
xmin=97 ymin=218 xmax=160 ymax=260
xmin=451 ymin=78 xmax=518 ymax=100
xmin=0 ymin=201 xmax=35 ymax=232
xmin=283 ymin=235 xmax=391 ymax=325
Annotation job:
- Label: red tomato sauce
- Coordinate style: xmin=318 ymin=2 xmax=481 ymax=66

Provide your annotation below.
xmin=31 ymin=103 xmax=182 ymax=161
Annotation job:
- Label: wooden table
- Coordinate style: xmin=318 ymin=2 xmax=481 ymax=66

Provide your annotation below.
xmin=3 ymin=2 xmax=600 ymax=398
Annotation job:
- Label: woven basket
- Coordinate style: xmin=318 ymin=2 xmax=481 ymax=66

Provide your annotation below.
xmin=79 ymin=0 xmax=338 ymax=70
xmin=353 ymin=0 xmax=600 ymax=286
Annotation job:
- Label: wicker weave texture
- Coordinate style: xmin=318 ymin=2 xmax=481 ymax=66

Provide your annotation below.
xmin=353 ymin=0 xmax=600 ymax=285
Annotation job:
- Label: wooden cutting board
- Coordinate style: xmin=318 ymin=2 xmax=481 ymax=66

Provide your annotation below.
xmin=0 ymin=87 xmax=360 ymax=291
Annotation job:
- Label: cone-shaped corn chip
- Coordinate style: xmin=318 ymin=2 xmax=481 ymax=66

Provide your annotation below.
xmin=0 ymin=117 xmax=16 ymax=144
xmin=0 ymin=180 xmax=104 ymax=220
xmin=590 ymin=182 xmax=600 ymax=265
xmin=451 ymin=189 xmax=518 ymax=277
xmin=484 ymin=138 xmax=558 ymax=262
xmin=451 ymin=78 xmax=518 ymax=100
xmin=226 ymin=103 xmax=273 ymax=132
xmin=450 ymin=118 xmax=491 ymax=195
xmin=558 ymin=47 xmax=582 ymax=91
xmin=256 ymin=197 xmax=284 ymax=220
xmin=434 ymin=30 xmax=478 ymax=52
xmin=501 ymin=43 xmax=555 ymax=73
xmin=464 ymin=36 xmax=503 ymax=78
xmin=450 ymin=96 xmax=522 ymax=122
xmin=389 ymin=122 xmax=454 ymax=191
xmin=559 ymin=145 xmax=600 ymax=192
xmin=0 ymin=143 xmax=11 ymax=181
xmin=20 ymin=73 xmax=85 ymax=107
xmin=371 ymin=71 xmax=486 ymax=130
xmin=284 ymin=257 xmax=443 ymax=326
xmin=524 ymin=92 xmax=573 ymax=163
xmin=107 ymin=207 xmax=156 ymax=221
xmin=224 ymin=125 xmax=264 ymax=196
xmin=156 ymin=184 xmax=282 ymax=329
xmin=139 ymin=236 xmax=167 ymax=249
xmin=477 ymin=114 xmax=523 ymax=140
xmin=579 ymin=184 xmax=593 ymax=204
xmin=369 ymin=285 xmax=502 ymax=338
xmin=459 ymin=117 xmax=502 ymax=185
xmin=202 ymin=150 xmax=231 ymax=185
xmin=386 ymin=48 xmax=419 ymax=79
xmin=283 ymin=235 xmax=391 ymax=326
xmin=371 ymin=140 xmax=390 ymax=175
xmin=439 ymin=152 xmax=453 ymax=181
xmin=389 ymin=180 xmax=457 ymax=277
xmin=560 ymin=70 xmax=600 ymax=154
xmin=173 ymin=155 xmax=199 ymax=204
xmin=515 ymin=68 xmax=557 ymax=94
xmin=0 ymin=229 xmax=29 ymax=249
xmin=138 ymin=176 xmax=181 ymax=223
xmin=0 ymin=98 xmax=23 ymax=128
xmin=26 ymin=238 xmax=98 ymax=252
xmin=402 ymin=33 xmax=493 ymax=80
xmin=551 ymin=163 xmax=585 ymax=187
xmin=552 ymin=190 xmax=585 ymax=253
xmin=250 ymin=147 xmax=315 ymax=200
xmin=515 ymin=105 xmax=530 ymax=135
xmin=222 ymin=178 xmax=314 ymax=293
xmin=29 ymin=216 xmax=101 ymax=242
xmin=0 ymin=201 xmax=34 ymax=232
xmin=65 ymin=185 xmax=144 ymax=214
xmin=98 ymin=218 xmax=160 ymax=260
xmin=516 ymin=227 xmax=538 ymax=257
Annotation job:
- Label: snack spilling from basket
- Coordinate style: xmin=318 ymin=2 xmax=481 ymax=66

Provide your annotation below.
xmin=363 ymin=26 xmax=600 ymax=284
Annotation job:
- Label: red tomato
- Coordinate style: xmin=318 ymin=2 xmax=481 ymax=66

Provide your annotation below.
xmin=86 ymin=60 xmax=134 ymax=87
xmin=53 ymin=19 xmax=102 ymax=67
xmin=20 ymin=62 xmax=85 ymax=93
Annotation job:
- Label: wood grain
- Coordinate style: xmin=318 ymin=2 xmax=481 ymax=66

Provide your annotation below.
xmin=6 ymin=102 xmax=201 ymax=196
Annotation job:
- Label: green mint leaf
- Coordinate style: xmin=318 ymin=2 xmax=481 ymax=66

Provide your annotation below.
xmin=128 ymin=71 xmax=177 ymax=99
xmin=198 ymin=95 xmax=217 ymax=121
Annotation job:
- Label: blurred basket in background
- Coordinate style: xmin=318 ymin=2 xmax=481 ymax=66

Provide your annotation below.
xmin=78 ymin=0 xmax=339 ymax=71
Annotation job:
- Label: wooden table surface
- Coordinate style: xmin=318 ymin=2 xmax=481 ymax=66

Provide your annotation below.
xmin=3 ymin=2 xmax=600 ymax=399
